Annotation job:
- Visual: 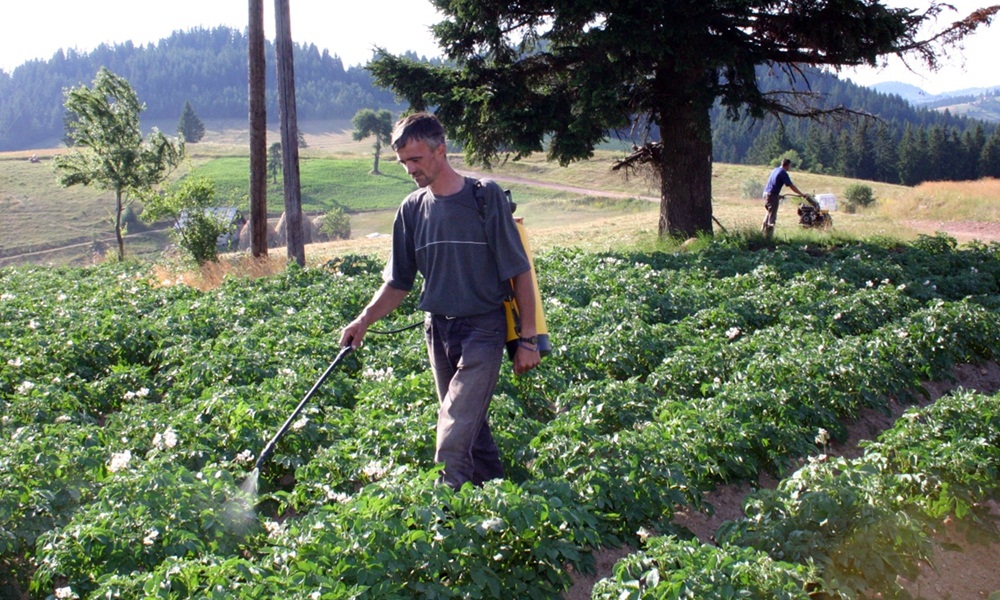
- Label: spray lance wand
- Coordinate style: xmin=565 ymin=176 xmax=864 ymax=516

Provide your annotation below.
xmin=253 ymin=344 xmax=354 ymax=473
xmin=248 ymin=318 xmax=425 ymax=477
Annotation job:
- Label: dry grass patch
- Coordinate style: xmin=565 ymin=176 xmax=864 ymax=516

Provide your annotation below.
xmin=151 ymin=254 xmax=287 ymax=291
xmin=879 ymin=177 xmax=1000 ymax=222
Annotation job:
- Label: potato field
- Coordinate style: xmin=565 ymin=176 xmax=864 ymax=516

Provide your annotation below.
xmin=2 ymin=234 xmax=1000 ymax=599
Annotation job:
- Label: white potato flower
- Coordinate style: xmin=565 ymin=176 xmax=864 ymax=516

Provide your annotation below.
xmin=478 ymin=517 xmax=506 ymax=533
xmin=108 ymin=450 xmax=132 ymax=473
xmin=153 ymin=427 xmax=178 ymax=450
xmin=815 ymin=428 xmax=830 ymax=446
xmin=362 ymin=461 xmax=388 ymax=480
xmin=362 ymin=366 xmax=394 ymax=382
xmin=143 ymin=528 xmax=159 ymax=546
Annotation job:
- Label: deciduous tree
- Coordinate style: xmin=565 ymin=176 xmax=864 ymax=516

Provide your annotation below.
xmin=352 ymin=108 xmax=393 ymax=174
xmin=369 ymin=0 xmax=998 ymax=238
xmin=267 ymin=142 xmax=282 ymax=183
xmin=54 ymin=68 xmax=184 ymax=260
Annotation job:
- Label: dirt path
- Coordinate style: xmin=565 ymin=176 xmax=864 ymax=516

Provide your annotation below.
xmin=903 ymin=219 xmax=1000 ymax=243
xmin=0 ymin=226 xmax=171 ymax=267
xmin=456 ymin=170 xmax=659 ymax=202
xmin=562 ymin=361 xmax=1000 ymax=599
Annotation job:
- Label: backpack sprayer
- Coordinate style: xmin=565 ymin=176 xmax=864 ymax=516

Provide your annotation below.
xmin=473 ymin=181 xmax=551 ymax=360
xmin=503 ymin=214 xmax=551 ymax=359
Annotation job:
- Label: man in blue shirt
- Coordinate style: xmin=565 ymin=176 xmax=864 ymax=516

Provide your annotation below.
xmin=761 ymin=158 xmax=806 ymax=239
xmin=340 ymin=112 xmax=541 ymax=490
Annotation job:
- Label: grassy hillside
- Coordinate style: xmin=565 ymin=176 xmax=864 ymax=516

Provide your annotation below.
xmin=187 ymin=156 xmax=418 ymax=212
xmin=2 ymin=120 xmax=998 ymax=267
xmin=930 ymin=96 xmax=1000 ymax=123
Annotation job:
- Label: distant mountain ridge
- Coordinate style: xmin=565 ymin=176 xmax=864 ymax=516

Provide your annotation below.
xmin=871 ymin=81 xmax=1000 ymax=122
xmin=871 ymin=81 xmax=999 ymax=103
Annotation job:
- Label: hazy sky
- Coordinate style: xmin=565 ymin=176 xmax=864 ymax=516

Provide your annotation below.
xmin=0 ymin=1 xmax=444 ymax=71
xmin=2 ymin=0 xmax=997 ymax=95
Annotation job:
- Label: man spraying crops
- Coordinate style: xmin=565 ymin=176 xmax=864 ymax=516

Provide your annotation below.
xmin=761 ymin=158 xmax=808 ymax=239
xmin=339 ymin=112 xmax=541 ymax=490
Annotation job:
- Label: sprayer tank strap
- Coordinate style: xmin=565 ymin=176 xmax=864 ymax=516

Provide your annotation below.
xmin=474 ymin=179 xmax=517 ymax=300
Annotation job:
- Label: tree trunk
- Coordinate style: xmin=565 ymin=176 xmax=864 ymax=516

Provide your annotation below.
xmin=274 ymin=0 xmax=305 ymax=266
xmin=114 ymin=189 xmax=125 ymax=261
xmin=372 ymin=141 xmax=381 ymax=175
xmin=657 ymin=101 xmax=714 ymax=239
xmin=248 ymin=0 xmax=268 ymax=258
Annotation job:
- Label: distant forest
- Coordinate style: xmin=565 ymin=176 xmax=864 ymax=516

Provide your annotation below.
xmin=0 ymin=27 xmax=408 ymax=150
xmin=711 ymin=69 xmax=1000 ymax=185
xmin=2 ymin=26 xmax=999 ymax=185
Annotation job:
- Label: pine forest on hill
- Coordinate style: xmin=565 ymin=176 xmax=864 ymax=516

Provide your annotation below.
xmin=1 ymin=26 xmax=1000 ymax=186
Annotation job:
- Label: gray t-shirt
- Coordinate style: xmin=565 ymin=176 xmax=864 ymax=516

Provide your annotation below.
xmin=383 ymin=178 xmax=530 ymax=317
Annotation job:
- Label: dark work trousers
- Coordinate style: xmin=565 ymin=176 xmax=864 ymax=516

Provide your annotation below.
xmin=762 ymin=193 xmax=781 ymax=237
xmin=425 ymin=307 xmax=506 ymax=489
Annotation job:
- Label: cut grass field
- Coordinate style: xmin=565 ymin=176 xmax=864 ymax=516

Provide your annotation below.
xmin=2 ymin=119 xmax=998 ymax=268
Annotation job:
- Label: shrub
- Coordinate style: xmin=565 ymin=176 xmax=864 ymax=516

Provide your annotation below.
xmin=742 ymin=177 xmax=764 ymax=200
xmin=121 ymin=204 xmax=146 ymax=233
xmin=776 ymin=150 xmax=802 ymax=170
xmin=140 ymin=177 xmax=233 ymax=264
xmin=842 ymin=183 xmax=876 ymax=213
xmin=176 ymin=209 xmax=232 ymax=264
xmin=319 ymin=207 xmax=351 ymax=240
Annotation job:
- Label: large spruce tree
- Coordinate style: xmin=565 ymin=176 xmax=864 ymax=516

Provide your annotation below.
xmin=369 ymin=0 xmax=999 ymax=238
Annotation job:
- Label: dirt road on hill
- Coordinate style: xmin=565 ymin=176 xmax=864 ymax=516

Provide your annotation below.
xmin=461 ymin=169 xmax=1000 ymax=244
xmin=457 ymin=169 xmax=659 ymax=202
xmin=904 ymin=219 xmax=1000 ymax=243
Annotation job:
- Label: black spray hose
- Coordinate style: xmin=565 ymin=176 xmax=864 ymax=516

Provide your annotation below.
xmin=254 ymin=344 xmax=354 ymax=472
xmin=369 ymin=321 xmax=422 ymax=335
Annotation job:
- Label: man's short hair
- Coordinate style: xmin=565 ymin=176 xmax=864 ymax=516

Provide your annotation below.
xmin=781 ymin=158 xmax=793 ymax=168
xmin=391 ymin=112 xmax=446 ymax=151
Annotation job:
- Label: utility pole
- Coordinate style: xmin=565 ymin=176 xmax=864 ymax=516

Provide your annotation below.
xmin=248 ymin=0 xmax=268 ymax=258
xmin=274 ymin=0 xmax=305 ymax=266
